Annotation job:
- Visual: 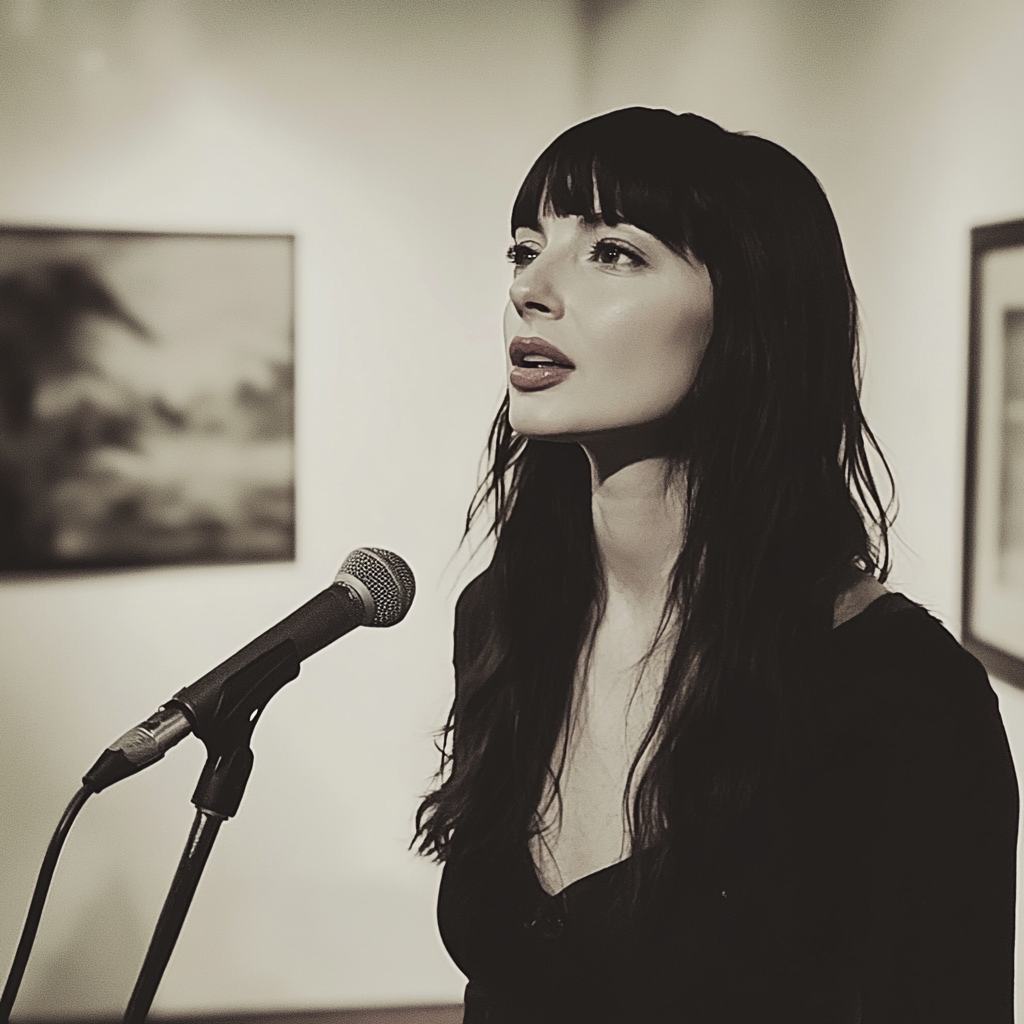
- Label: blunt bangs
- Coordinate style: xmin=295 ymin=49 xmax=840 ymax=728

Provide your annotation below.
xmin=510 ymin=108 xmax=720 ymax=261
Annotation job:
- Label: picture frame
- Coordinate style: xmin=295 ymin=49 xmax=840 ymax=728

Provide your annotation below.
xmin=0 ymin=226 xmax=295 ymax=574
xmin=963 ymin=217 xmax=1024 ymax=687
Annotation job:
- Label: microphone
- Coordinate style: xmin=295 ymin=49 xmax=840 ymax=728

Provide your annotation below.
xmin=83 ymin=548 xmax=415 ymax=794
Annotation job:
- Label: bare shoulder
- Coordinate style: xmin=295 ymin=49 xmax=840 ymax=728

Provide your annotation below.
xmin=832 ymin=572 xmax=889 ymax=629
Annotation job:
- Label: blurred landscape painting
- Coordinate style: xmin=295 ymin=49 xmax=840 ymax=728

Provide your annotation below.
xmin=0 ymin=227 xmax=294 ymax=573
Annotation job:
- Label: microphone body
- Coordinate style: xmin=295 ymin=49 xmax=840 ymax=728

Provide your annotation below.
xmin=83 ymin=548 xmax=414 ymax=793
xmin=172 ymin=583 xmax=366 ymax=729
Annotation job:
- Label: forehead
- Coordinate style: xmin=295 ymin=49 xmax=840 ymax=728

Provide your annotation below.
xmin=513 ymin=161 xmax=695 ymax=262
xmin=515 ymin=183 xmax=633 ymax=236
xmin=515 ymin=212 xmax=603 ymax=235
xmin=513 ymin=154 xmax=620 ymax=229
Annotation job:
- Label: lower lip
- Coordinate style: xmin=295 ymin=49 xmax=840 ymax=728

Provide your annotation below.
xmin=509 ymin=365 xmax=574 ymax=392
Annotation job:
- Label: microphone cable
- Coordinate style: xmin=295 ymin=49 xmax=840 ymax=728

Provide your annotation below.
xmin=0 ymin=546 xmax=414 ymax=1021
xmin=0 ymin=785 xmax=93 ymax=1022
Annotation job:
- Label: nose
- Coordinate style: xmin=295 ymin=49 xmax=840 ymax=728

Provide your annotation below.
xmin=509 ymin=253 xmax=564 ymax=321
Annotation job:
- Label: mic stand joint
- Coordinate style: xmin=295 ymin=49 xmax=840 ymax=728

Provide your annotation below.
xmin=123 ymin=640 xmax=301 ymax=1022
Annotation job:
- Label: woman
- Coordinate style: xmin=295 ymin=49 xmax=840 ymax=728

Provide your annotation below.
xmin=415 ymin=108 xmax=1018 ymax=1023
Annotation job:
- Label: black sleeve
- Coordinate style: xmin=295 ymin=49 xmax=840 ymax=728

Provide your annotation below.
xmin=450 ymin=568 xmax=497 ymax=767
xmin=860 ymin=619 xmax=1019 ymax=1022
xmin=453 ymin=571 xmax=489 ymax=696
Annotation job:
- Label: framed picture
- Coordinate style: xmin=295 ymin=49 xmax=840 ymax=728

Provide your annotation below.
xmin=0 ymin=226 xmax=295 ymax=574
xmin=963 ymin=218 xmax=1024 ymax=687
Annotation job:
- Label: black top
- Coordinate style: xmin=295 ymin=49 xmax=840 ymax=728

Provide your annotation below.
xmin=437 ymin=577 xmax=1019 ymax=1023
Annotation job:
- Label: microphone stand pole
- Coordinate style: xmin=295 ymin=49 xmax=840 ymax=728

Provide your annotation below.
xmin=123 ymin=641 xmax=301 ymax=1023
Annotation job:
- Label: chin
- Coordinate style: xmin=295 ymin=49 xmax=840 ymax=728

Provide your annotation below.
xmin=508 ymin=394 xmax=565 ymax=437
xmin=508 ymin=400 xmax=601 ymax=442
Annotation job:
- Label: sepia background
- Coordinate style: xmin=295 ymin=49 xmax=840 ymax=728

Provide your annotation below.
xmin=2 ymin=0 xmax=1024 ymax=1017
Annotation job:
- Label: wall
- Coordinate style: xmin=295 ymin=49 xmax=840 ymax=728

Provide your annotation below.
xmin=580 ymin=0 xmax=1024 ymax=1012
xmin=0 ymin=0 xmax=580 ymax=1015
xmin=6 ymin=0 xmax=1024 ymax=1016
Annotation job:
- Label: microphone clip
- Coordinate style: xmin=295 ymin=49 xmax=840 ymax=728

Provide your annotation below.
xmin=183 ymin=640 xmax=300 ymax=819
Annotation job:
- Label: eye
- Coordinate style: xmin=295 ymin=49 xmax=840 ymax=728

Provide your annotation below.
xmin=589 ymin=239 xmax=647 ymax=269
xmin=506 ymin=242 xmax=540 ymax=270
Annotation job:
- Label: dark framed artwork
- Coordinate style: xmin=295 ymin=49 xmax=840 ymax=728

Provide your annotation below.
xmin=963 ymin=218 xmax=1024 ymax=687
xmin=0 ymin=226 xmax=295 ymax=574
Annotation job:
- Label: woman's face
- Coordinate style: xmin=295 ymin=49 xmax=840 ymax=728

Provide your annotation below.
xmin=504 ymin=213 xmax=714 ymax=442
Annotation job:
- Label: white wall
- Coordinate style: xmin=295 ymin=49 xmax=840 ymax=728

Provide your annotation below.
xmin=581 ymin=0 xmax=1024 ymax=1014
xmin=0 ymin=0 xmax=580 ymax=1015
xmin=6 ymin=0 xmax=1024 ymax=1016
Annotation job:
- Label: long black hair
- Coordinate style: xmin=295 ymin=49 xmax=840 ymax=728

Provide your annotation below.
xmin=415 ymin=108 xmax=894 ymax=907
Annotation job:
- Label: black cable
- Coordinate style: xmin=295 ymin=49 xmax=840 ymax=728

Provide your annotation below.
xmin=0 ymin=786 xmax=93 ymax=1023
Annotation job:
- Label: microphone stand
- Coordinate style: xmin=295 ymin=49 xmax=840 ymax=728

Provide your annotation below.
xmin=123 ymin=640 xmax=301 ymax=1023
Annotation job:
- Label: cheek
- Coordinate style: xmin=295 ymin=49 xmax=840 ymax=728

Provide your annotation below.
xmin=666 ymin=301 xmax=713 ymax=388
xmin=660 ymin=284 xmax=712 ymax=387
xmin=594 ymin=295 xmax=711 ymax=406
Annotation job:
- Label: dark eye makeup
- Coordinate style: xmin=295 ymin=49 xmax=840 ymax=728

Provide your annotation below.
xmin=506 ymin=243 xmax=538 ymax=268
xmin=588 ymin=239 xmax=647 ymax=268
xmin=506 ymin=237 xmax=648 ymax=270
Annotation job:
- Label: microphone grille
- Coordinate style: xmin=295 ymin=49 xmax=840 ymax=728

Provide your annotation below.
xmin=335 ymin=547 xmax=415 ymax=627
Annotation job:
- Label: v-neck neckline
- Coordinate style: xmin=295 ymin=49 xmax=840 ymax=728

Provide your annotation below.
xmin=528 ymin=850 xmax=632 ymax=901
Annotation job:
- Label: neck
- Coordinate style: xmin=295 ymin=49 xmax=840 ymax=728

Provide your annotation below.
xmin=587 ymin=452 xmax=685 ymax=612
